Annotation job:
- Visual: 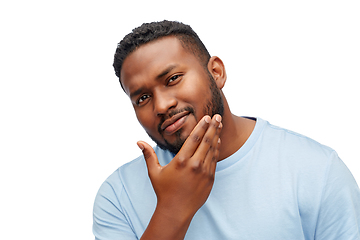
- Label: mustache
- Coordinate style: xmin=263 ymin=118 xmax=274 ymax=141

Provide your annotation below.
xmin=157 ymin=106 xmax=195 ymax=134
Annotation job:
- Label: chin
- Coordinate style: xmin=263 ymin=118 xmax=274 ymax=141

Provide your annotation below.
xmin=148 ymin=129 xmax=186 ymax=155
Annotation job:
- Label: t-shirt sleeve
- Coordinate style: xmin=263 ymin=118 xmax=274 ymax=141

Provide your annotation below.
xmin=93 ymin=179 xmax=137 ymax=240
xmin=315 ymin=151 xmax=360 ymax=240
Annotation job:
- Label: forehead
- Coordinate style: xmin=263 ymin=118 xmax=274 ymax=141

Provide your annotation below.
xmin=120 ymin=36 xmax=201 ymax=95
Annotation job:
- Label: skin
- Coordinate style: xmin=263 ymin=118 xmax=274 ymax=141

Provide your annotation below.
xmin=120 ymin=36 xmax=256 ymax=239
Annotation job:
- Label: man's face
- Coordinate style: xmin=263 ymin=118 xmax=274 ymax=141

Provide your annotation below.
xmin=120 ymin=36 xmax=223 ymax=154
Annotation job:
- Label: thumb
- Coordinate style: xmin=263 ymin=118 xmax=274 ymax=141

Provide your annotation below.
xmin=137 ymin=141 xmax=161 ymax=175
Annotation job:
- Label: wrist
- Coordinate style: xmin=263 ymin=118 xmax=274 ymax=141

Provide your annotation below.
xmin=154 ymin=201 xmax=195 ymax=227
xmin=141 ymin=204 xmax=194 ymax=240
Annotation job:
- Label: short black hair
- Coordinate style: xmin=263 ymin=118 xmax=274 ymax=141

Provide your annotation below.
xmin=113 ymin=20 xmax=211 ymax=88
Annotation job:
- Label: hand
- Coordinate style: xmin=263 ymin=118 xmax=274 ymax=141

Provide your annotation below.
xmin=137 ymin=114 xmax=222 ymax=221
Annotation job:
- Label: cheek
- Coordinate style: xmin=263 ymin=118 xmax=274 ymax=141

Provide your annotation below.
xmin=180 ymin=78 xmax=207 ymax=104
xmin=181 ymin=77 xmax=211 ymax=109
xmin=135 ymin=110 xmax=157 ymax=134
xmin=184 ymin=79 xmax=203 ymax=95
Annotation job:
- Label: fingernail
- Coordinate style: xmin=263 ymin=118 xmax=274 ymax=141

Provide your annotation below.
xmin=204 ymin=115 xmax=211 ymax=123
xmin=137 ymin=142 xmax=144 ymax=151
xmin=215 ymin=115 xmax=222 ymax=123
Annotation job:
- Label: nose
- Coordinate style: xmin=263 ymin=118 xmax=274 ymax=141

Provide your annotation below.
xmin=154 ymin=89 xmax=177 ymax=116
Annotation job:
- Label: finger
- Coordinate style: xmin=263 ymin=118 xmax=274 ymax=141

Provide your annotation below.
xmin=137 ymin=141 xmax=161 ymax=176
xmin=176 ymin=115 xmax=211 ymax=159
xmin=203 ymin=120 xmax=222 ymax=171
xmin=191 ymin=114 xmax=222 ymax=164
xmin=209 ymin=137 xmax=221 ymax=174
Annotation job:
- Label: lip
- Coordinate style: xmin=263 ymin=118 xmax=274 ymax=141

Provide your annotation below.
xmin=161 ymin=111 xmax=190 ymax=135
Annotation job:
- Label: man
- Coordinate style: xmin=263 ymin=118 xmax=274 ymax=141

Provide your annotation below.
xmin=93 ymin=20 xmax=360 ymax=239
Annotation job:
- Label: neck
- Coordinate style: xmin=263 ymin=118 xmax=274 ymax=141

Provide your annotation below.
xmin=217 ymin=95 xmax=256 ymax=161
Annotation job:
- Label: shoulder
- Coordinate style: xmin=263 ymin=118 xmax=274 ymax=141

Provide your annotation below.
xmin=252 ymin=118 xmax=339 ymax=191
xmin=95 ymin=145 xmax=172 ymax=203
xmin=96 ymin=152 xmax=147 ymax=201
xmin=260 ymin=119 xmax=335 ymax=161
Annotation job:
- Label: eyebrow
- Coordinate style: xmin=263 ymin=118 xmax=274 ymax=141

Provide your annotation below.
xmin=130 ymin=87 xmax=144 ymax=100
xmin=156 ymin=64 xmax=178 ymax=79
xmin=129 ymin=64 xmax=179 ymax=100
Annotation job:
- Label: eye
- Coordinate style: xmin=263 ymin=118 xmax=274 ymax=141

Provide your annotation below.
xmin=136 ymin=94 xmax=150 ymax=106
xmin=167 ymin=74 xmax=182 ymax=85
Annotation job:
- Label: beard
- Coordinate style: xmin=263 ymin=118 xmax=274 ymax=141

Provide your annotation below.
xmin=147 ymin=73 xmax=224 ymax=155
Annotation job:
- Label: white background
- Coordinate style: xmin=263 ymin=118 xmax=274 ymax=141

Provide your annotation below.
xmin=1 ymin=0 xmax=359 ymax=239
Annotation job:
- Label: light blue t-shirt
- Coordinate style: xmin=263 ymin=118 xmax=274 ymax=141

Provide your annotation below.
xmin=93 ymin=118 xmax=360 ymax=240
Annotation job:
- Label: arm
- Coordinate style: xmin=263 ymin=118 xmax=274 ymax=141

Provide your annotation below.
xmin=93 ymin=180 xmax=138 ymax=240
xmin=138 ymin=114 xmax=222 ymax=240
xmin=315 ymin=151 xmax=360 ymax=240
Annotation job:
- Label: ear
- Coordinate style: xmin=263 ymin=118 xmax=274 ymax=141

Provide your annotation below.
xmin=207 ymin=56 xmax=227 ymax=89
